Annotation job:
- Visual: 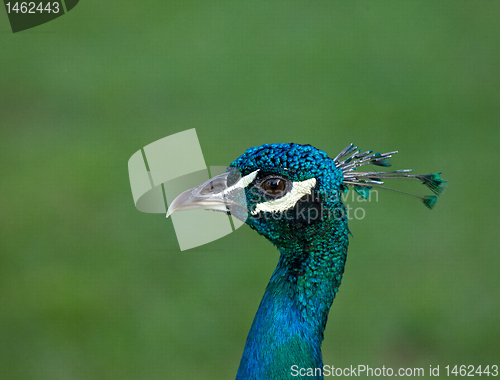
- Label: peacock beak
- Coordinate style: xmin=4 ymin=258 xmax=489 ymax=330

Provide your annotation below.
xmin=166 ymin=170 xmax=258 ymax=218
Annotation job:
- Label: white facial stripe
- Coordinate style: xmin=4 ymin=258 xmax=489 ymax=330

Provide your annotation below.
xmin=222 ymin=170 xmax=259 ymax=195
xmin=251 ymin=178 xmax=317 ymax=215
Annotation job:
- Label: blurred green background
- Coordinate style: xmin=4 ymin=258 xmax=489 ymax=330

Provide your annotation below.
xmin=1 ymin=1 xmax=499 ymax=379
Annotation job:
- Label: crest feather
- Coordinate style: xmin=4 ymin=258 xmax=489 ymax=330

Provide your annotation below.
xmin=335 ymin=144 xmax=447 ymax=209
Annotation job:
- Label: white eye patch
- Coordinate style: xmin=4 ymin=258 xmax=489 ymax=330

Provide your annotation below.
xmin=251 ymin=178 xmax=317 ymax=215
xmin=222 ymin=170 xmax=259 ymax=195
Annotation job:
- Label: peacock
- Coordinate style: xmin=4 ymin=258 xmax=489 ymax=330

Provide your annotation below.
xmin=165 ymin=143 xmax=447 ymax=380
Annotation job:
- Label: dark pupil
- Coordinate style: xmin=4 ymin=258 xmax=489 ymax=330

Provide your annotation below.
xmin=263 ymin=178 xmax=285 ymax=195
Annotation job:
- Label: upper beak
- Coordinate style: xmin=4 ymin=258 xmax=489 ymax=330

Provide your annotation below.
xmin=166 ymin=171 xmax=252 ymax=218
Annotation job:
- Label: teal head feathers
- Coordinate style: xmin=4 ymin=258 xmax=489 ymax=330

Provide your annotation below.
xmin=166 ymin=143 xmax=446 ymax=380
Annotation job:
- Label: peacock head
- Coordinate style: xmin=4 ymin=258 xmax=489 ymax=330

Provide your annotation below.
xmin=166 ymin=143 xmax=447 ymax=248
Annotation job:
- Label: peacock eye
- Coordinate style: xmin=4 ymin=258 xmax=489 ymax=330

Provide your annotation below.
xmin=261 ymin=178 xmax=286 ymax=195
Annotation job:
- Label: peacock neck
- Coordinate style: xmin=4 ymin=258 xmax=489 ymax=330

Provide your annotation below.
xmin=236 ymin=219 xmax=349 ymax=380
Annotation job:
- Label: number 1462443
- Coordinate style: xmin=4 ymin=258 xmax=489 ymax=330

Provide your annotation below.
xmin=6 ymin=2 xmax=60 ymax=14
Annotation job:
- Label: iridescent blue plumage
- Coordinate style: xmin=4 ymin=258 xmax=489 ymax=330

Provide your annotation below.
xmin=230 ymin=144 xmax=348 ymax=379
xmin=230 ymin=144 xmax=349 ymax=380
